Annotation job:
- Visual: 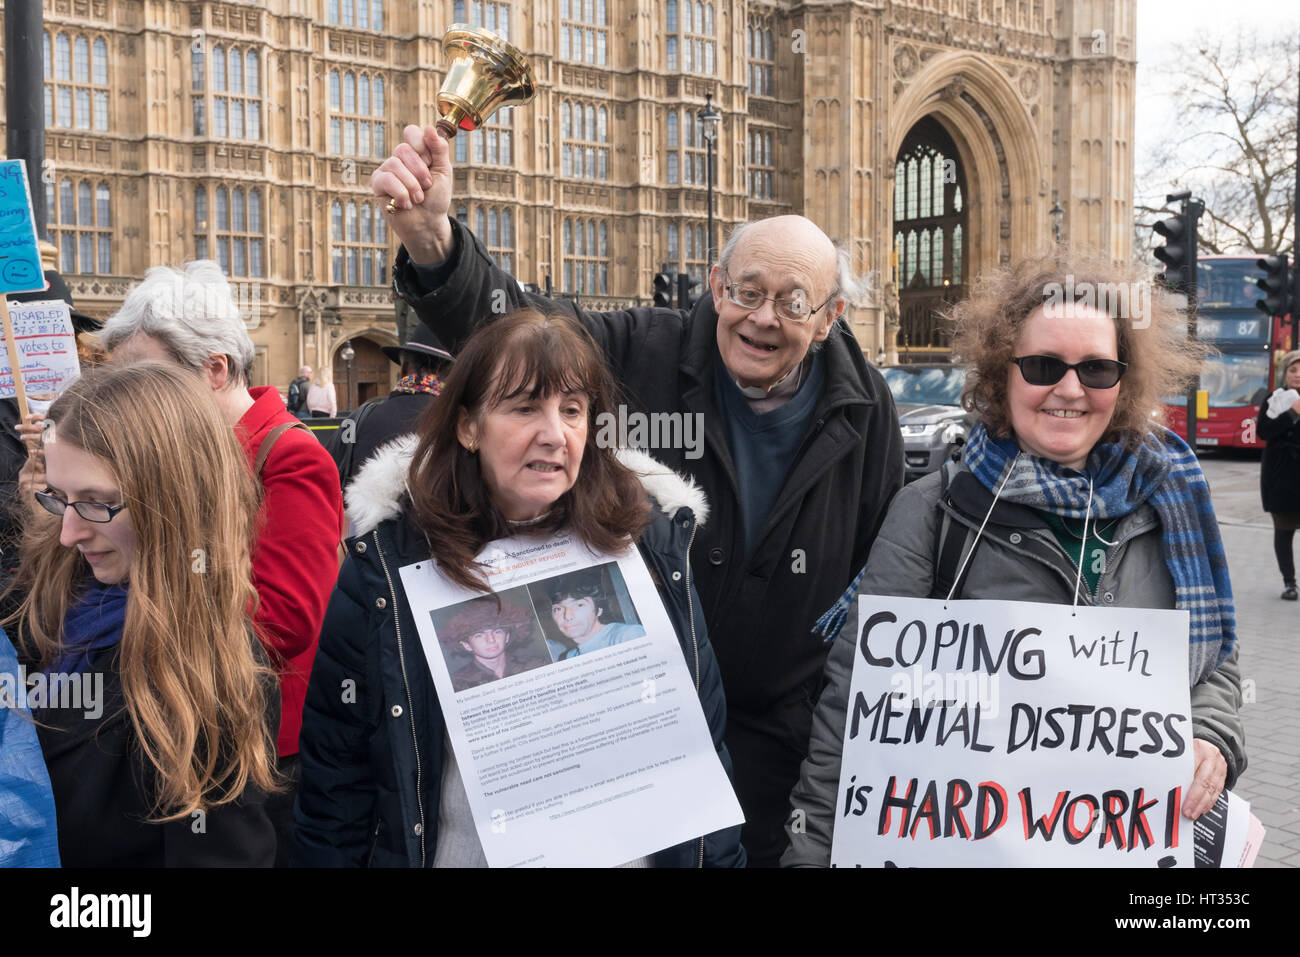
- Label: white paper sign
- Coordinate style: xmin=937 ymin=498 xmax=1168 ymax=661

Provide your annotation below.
xmin=399 ymin=529 xmax=743 ymax=867
xmin=830 ymin=596 xmax=1196 ymax=867
xmin=0 ymin=300 xmax=79 ymax=398
xmin=1195 ymin=790 xmax=1265 ymax=868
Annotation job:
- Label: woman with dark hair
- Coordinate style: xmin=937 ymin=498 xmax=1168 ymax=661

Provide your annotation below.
xmin=295 ymin=309 xmax=744 ymax=867
xmin=1258 ymin=349 xmax=1300 ymax=600
xmin=783 ymin=252 xmax=1245 ymax=866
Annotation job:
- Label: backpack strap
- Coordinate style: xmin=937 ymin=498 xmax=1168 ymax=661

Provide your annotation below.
xmin=336 ymin=398 xmax=383 ymax=488
xmin=929 ymin=461 xmax=980 ymax=600
xmin=254 ymin=419 xmax=347 ymax=570
xmin=254 ymin=421 xmax=311 ymax=479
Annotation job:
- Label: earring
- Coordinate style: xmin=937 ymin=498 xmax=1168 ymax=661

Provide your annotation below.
xmin=467 ymin=440 xmax=478 ymax=454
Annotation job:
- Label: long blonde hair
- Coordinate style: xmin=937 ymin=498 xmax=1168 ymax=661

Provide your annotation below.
xmin=6 ymin=361 xmax=277 ymax=819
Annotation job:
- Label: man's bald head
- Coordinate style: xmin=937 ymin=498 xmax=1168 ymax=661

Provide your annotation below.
xmin=720 ymin=216 xmax=839 ymax=303
xmin=709 ymin=215 xmax=851 ymax=391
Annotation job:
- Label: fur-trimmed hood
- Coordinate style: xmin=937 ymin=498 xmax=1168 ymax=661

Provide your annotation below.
xmin=345 ymin=434 xmax=709 ymax=537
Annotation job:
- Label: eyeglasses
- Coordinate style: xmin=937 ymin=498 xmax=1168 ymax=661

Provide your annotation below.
xmin=723 ymin=272 xmax=837 ymax=324
xmin=1011 ymin=355 xmax=1128 ymax=390
xmin=34 ymin=489 xmax=128 ymax=524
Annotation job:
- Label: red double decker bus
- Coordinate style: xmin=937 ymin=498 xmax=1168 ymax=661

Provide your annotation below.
xmin=1164 ymin=255 xmax=1297 ymax=449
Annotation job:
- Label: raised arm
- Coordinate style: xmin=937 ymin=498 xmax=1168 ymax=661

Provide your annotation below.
xmin=371 ymin=124 xmax=456 ymax=266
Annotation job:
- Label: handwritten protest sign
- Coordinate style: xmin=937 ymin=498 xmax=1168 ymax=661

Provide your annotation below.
xmin=0 ymin=160 xmax=45 ymax=295
xmin=0 ymin=300 xmax=79 ymax=399
xmin=830 ymin=596 xmax=1195 ymax=867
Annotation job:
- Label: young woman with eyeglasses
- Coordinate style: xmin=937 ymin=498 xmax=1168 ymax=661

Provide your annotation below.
xmin=783 ymin=252 xmax=1246 ymax=866
xmin=4 ymin=361 xmax=280 ymax=866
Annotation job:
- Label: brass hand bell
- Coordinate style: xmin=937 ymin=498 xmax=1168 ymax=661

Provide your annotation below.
xmin=384 ymin=25 xmax=537 ymax=215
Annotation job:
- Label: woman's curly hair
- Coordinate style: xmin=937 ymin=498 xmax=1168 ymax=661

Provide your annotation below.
xmin=948 ymin=248 xmax=1207 ymax=446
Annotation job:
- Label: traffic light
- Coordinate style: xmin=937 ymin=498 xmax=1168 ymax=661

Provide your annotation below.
xmin=653 ymin=269 xmax=674 ymax=308
xmin=677 ymin=272 xmax=701 ymax=310
xmin=1255 ymin=254 xmax=1290 ymax=317
xmin=1153 ymin=207 xmax=1194 ymax=292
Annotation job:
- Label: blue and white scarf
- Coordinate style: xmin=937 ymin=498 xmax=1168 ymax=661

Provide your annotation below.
xmin=816 ymin=423 xmax=1235 ymax=683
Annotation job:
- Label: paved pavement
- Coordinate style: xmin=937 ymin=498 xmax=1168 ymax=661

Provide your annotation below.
xmin=1200 ymin=450 xmax=1299 ymax=868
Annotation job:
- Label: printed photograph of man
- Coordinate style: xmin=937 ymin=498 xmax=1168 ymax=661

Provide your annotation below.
xmin=538 ymin=566 xmax=645 ymax=662
xmin=434 ymin=590 xmax=549 ymax=693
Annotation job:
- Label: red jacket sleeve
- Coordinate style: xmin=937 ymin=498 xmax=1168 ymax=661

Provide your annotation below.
xmin=250 ymin=430 xmax=345 ymax=663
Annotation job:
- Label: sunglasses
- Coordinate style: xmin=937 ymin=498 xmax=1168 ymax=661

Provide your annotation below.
xmin=1011 ymin=355 xmax=1127 ymax=389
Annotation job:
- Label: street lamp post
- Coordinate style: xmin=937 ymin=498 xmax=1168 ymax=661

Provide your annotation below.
xmin=700 ymin=92 xmax=721 ymax=268
xmin=340 ymin=339 xmax=355 ymax=413
xmin=5 ymin=2 xmax=49 ymax=240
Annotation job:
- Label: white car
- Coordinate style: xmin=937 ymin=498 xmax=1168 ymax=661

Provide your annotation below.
xmin=880 ymin=364 xmax=971 ymax=481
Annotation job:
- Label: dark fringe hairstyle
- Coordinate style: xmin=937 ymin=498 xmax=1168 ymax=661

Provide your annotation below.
xmin=407 ymin=310 xmax=649 ymax=592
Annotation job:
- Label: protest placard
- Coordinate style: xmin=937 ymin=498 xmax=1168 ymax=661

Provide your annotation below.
xmin=0 ymin=300 xmax=79 ymax=399
xmin=830 ymin=595 xmax=1198 ymax=867
xmin=399 ymin=530 xmax=743 ymax=867
xmin=0 ymin=159 xmax=45 ymax=295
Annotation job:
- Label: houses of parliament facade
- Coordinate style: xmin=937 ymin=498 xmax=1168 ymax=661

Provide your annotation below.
xmin=1 ymin=0 xmax=1136 ymax=405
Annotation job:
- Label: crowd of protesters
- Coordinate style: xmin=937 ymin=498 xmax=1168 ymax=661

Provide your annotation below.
xmin=0 ymin=124 xmax=1247 ymax=868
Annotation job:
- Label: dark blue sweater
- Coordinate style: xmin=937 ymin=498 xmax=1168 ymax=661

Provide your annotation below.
xmin=714 ymin=351 xmax=826 ymax=556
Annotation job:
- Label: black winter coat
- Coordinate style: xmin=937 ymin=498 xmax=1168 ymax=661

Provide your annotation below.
xmin=36 ymin=642 xmax=278 ymax=867
xmin=0 ymin=398 xmax=30 ymax=564
xmin=325 ymin=390 xmax=436 ymax=488
xmin=393 ymin=220 xmax=904 ymax=864
xmin=293 ymin=439 xmax=746 ymax=867
xmin=1258 ymin=399 xmax=1300 ymax=513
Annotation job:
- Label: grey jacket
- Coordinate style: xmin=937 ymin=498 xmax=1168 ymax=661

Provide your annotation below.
xmin=782 ymin=461 xmax=1246 ymax=867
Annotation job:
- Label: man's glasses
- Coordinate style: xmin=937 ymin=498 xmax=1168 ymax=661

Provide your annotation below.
xmin=1011 ymin=355 xmax=1128 ymax=390
xmin=34 ymin=489 xmax=128 ymax=523
xmin=723 ymin=272 xmax=836 ymax=324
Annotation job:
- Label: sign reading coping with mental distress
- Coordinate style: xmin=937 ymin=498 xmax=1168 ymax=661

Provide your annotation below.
xmin=830 ymin=596 xmax=1198 ymax=867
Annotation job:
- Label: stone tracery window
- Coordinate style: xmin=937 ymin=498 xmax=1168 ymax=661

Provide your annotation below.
xmin=47 ymin=179 xmax=112 ymax=274
xmin=44 ymin=30 xmax=109 ymax=131
xmin=893 ymin=117 xmax=968 ymax=357
xmin=563 ymin=217 xmax=609 ymax=295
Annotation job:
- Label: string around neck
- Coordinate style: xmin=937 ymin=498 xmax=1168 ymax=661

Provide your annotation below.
xmin=945 ymin=453 xmax=1020 ymax=609
xmin=1070 ymin=476 xmax=1095 ymax=617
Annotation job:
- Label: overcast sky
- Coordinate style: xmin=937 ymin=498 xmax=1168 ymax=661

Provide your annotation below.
xmin=1134 ymin=0 xmax=1297 ymax=210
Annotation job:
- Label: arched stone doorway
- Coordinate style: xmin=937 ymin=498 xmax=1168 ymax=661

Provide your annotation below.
xmin=887 ymin=51 xmax=1047 ymax=363
xmin=894 ymin=116 xmax=969 ymax=361
xmin=333 ymin=336 xmax=390 ymax=412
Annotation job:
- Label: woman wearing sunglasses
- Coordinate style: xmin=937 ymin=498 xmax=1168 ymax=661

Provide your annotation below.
xmin=783 ymin=253 xmax=1244 ymax=866
xmin=4 ymin=362 xmax=280 ymax=866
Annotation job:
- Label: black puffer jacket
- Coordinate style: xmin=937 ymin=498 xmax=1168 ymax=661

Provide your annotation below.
xmin=293 ymin=438 xmax=745 ymax=867
xmin=1257 ymin=397 xmax=1300 ymax=514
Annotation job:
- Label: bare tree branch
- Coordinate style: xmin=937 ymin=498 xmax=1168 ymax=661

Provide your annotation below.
xmin=1136 ymin=27 xmax=1297 ymax=260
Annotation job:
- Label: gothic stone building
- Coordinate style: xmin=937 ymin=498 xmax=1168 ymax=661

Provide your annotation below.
xmin=0 ymin=0 xmax=1135 ymax=403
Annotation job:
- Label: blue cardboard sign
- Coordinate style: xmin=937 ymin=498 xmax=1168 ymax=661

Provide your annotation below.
xmin=0 ymin=160 xmax=46 ymax=295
